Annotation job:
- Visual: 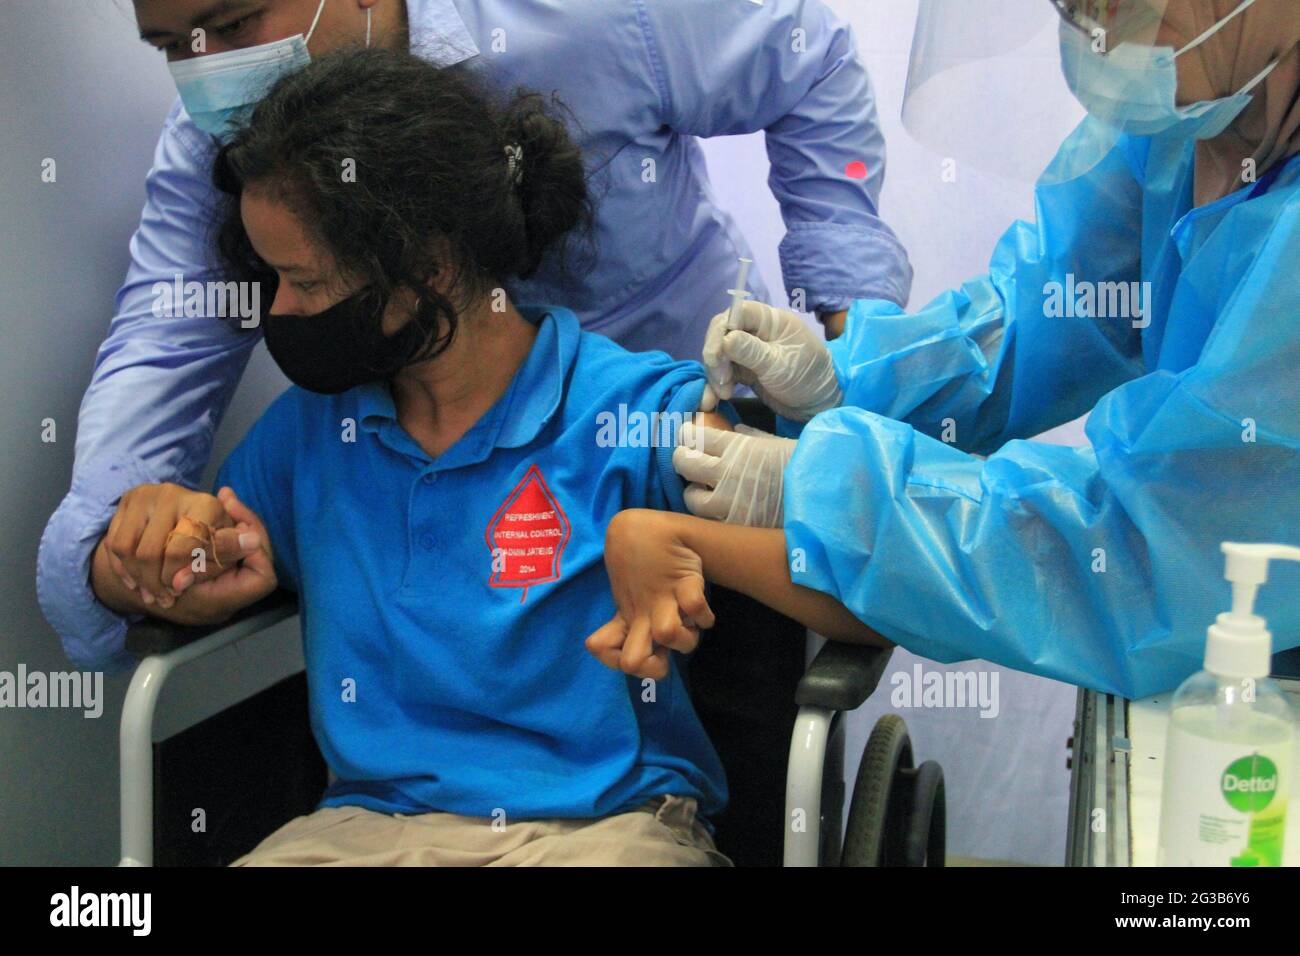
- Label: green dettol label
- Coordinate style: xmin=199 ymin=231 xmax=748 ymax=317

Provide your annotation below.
xmin=1221 ymin=754 xmax=1279 ymax=813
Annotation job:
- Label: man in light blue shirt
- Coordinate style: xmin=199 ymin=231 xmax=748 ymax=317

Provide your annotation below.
xmin=39 ymin=0 xmax=912 ymax=667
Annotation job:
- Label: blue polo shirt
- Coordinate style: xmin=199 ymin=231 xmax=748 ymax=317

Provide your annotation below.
xmin=214 ymin=306 xmax=728 ymax=823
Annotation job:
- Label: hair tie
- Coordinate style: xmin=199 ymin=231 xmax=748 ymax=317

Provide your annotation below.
xmin=166 ymin=516 xmax=225 ymax=572
xmin=505 ymin=143 xmax=524 ymax=187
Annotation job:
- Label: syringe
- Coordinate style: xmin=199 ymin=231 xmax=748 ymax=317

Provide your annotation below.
xmin=701 ymin=257 xmax=754 ymax=411
xmin=726 ymin=258 xmax=753 ymax=331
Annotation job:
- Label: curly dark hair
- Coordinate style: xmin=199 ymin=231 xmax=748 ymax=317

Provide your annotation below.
xmin=212 ymin=47 xmax=594 ymax=362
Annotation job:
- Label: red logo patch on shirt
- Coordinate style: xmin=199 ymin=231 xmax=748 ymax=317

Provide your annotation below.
xmin=485 ymin=465 xmax=571 ymax=603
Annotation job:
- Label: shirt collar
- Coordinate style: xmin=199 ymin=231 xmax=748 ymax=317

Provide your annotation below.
xmin=405 ymin=0 xmax=480 ymax=66
xmin=496 ymin=305 xmax=580 ymax=449
xmin=353 ymin=305 xmax=581 ymax=457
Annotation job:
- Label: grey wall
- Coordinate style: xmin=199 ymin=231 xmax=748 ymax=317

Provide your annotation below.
xmin=0 ymin=0 xmax=293 ymax=865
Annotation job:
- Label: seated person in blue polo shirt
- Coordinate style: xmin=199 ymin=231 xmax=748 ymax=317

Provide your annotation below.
xmin=88 ymin=48 xmax=743 ymax=867
xmin=88 ymin=49 xmax=878 ymax=866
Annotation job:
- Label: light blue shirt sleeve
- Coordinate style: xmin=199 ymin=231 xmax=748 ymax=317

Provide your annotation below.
xmin=827 ymin=125 xmax=1148 ymax=453
xmin=636 ymin=0 xmax=912 ymax=312
xmin=36 ymin=102 xmax=261 ymax=669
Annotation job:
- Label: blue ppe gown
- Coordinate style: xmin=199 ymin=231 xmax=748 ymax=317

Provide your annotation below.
xmin=784 ymin=118 xmax=1300 ymax=699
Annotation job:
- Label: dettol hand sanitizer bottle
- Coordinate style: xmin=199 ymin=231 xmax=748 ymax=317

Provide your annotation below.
xmin=1157 ymin=542 xmax=1299 ymax=866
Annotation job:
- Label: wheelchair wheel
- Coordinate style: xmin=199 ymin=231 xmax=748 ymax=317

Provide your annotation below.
xmin=841 ymin=714 xmax=946 ymax=867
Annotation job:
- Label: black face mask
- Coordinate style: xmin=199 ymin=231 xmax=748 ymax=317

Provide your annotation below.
xmin=261 ymin=286 xmax=430 ymax=394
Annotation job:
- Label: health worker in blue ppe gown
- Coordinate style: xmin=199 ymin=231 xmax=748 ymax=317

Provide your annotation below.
xmin=677 ymin=0 xmax=1300 ymax=700
xmin=38 ymin=0 xmax=913 ymax=669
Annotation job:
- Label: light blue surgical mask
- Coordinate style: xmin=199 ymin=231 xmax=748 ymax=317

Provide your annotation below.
xmin=1059 ymin=0 xmax=1279 ymax=140
xmin=168 ymin=0 xmax=370 ymax=141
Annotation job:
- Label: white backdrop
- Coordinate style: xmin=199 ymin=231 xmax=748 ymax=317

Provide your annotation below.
xmin=700 ymin=0 xmax=1087 ymax=864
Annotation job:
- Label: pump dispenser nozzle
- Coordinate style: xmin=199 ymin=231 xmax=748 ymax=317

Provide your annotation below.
xmin=1207 ymin=542 xmax=1300 ymax=678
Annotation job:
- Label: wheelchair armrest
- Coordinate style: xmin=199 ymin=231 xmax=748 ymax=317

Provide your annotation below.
xmin=125 ymin=588 xmax=299 ymax=658
xmin=795 ymin=640 xmax=893 ymax=713
xmin=119 ymin=587 xmax=301 ymax=867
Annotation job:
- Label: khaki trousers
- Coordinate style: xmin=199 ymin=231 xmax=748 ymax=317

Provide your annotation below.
xmin=230 ymin=794 xmax=732 ymax=867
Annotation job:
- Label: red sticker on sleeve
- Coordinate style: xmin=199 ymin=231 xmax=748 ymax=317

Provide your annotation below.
xmin=485 ymin=465 xmax=571 ymax=602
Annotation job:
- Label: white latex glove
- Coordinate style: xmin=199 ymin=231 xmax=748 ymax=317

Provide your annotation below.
xmin=672 ymin=422 xmax=797 ymax=528
xmin=698 ymin=299 xmax=842 ymax=422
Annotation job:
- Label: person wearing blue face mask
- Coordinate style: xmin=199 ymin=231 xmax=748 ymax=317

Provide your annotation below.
xmin=1058 ymin=0 xmax=1277 ymax=134
xmin=1052 ymin=0 xmax=1290 ymax=199
xmin=38 ymin=0 xmax=913 ymax=668
xmin=166 ymin=0 xmax=368 ymax=139
xmin=587 ymin=0 xmax=1300 ymax=700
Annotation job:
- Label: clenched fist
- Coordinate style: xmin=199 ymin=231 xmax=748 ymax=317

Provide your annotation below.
xmin=92 ymin=483 xmax=276 ymax=627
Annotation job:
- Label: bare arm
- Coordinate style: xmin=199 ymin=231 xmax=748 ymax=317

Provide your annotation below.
xmin=696 ymin=410 xmax=733 ymax=431
xmin=677 ymin=514 xmax=884 ymax=645
xmin=605 ymin=509 xmax=887 ymax=646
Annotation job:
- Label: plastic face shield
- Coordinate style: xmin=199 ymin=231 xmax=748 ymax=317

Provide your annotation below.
xmin=902 ymin=0 xmax=1178 ymax=186
xmin=1050 ymin=0 xmax=1171 ymax=52
xmin=901 ymin=0 xmax=1089 ymax=184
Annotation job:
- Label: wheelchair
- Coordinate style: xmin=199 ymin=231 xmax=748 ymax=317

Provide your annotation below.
xmin=116 ymin=401 xmax=946 ymax=868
